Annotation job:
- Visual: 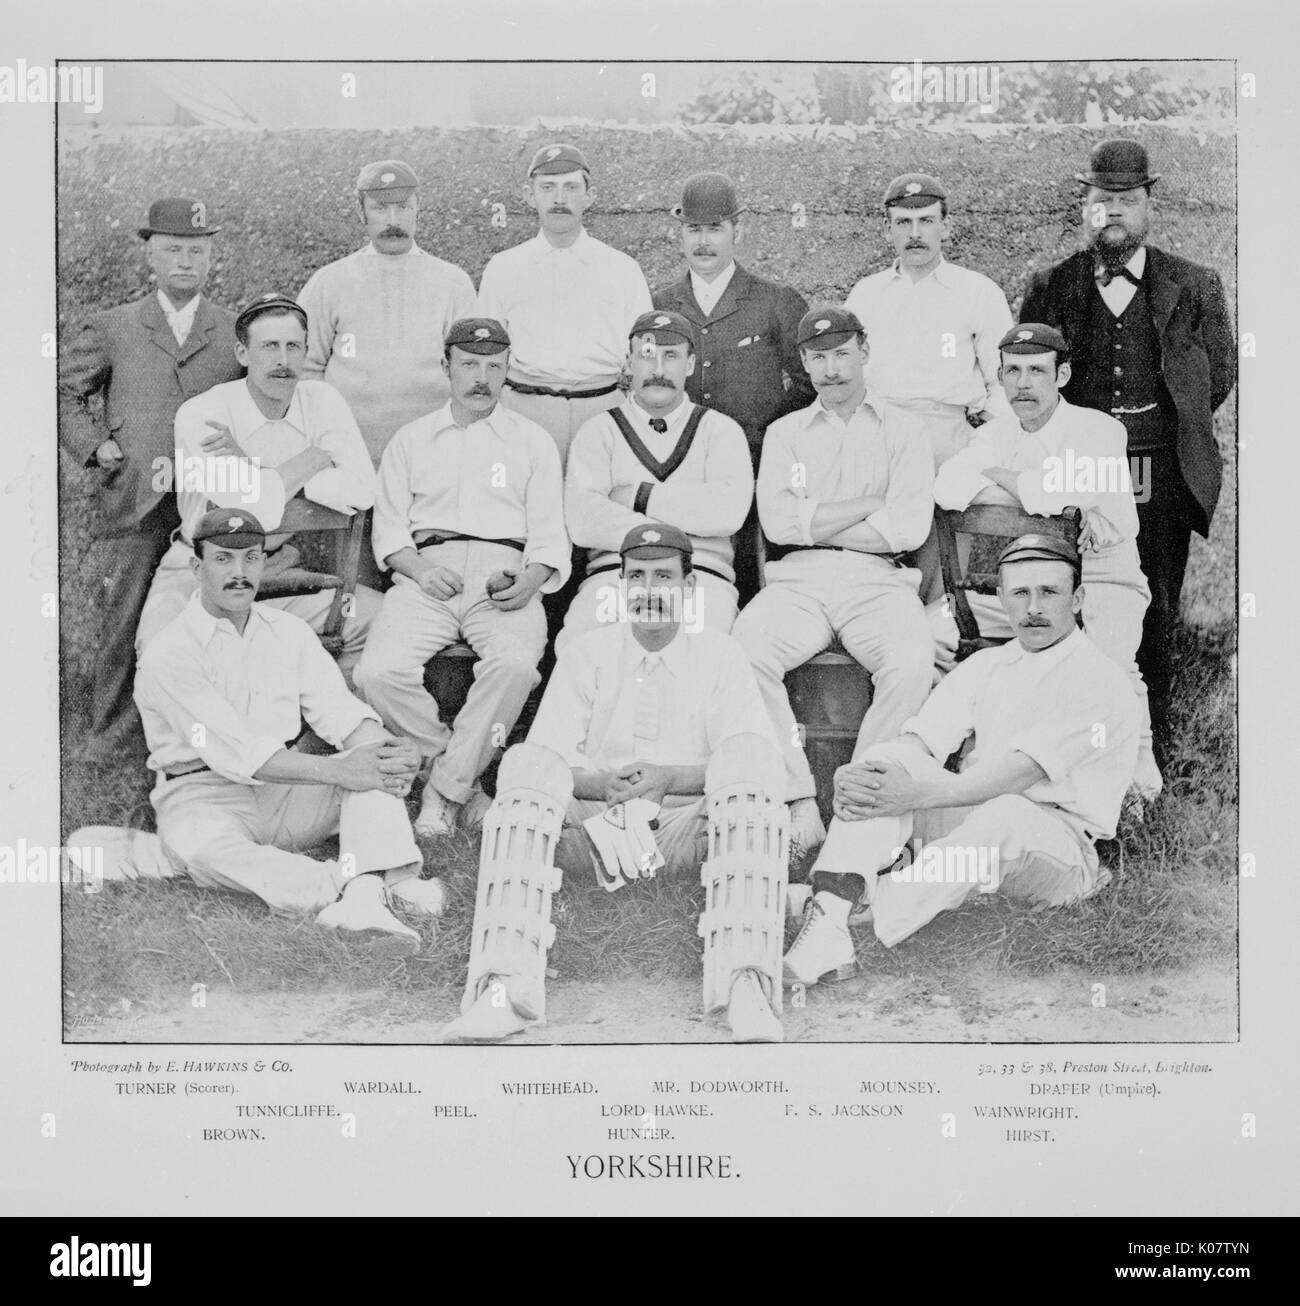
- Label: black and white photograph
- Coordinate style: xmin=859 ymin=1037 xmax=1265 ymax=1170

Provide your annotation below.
xmin=0 ymin=0 xmax=1292 ymax=1237
xmin=53 ymin=57 xmax=1238 ymax=1046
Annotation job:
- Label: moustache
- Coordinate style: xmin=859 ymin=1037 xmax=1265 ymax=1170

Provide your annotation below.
xmin=692 ymin=248 xmax=715 ymax=256
xmin=268 ymin=370 xmax=296 ymax=378
xmin=379 ymin=227 xmax=409 ymax=238
xmin=548 ymin=206 xmax=572 ymax=215
xmin=225 ymin=582 xmax=252 ymax=591
xmin=467 ymin=386 xmax=493 ymax=397
xmin=641 ymin=376 xmax=675 ymax=388
xmin=1020 ymin=618 xmax=1051 ymax=628
xmin=906 ymin=242 xmax=928 ymax=249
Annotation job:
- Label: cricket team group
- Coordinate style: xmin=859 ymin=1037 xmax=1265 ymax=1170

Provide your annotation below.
xmin=60 ymin=135 xmax=1236 ymax=1042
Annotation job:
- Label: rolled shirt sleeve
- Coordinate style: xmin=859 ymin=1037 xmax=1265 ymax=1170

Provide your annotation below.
xmin=173 ymin=398 xmax=289 ymax=531
xmin=899 ymin=658 xmax=980 ymax=766
xmin=295 ymin=622 xmax=383 ymax=746
xmin=933 ymin=423 xmax=1015 ymax=510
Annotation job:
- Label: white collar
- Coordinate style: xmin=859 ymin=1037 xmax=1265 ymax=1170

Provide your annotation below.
xmin=690 ymin=260 xmax=736 ymax=304
xmin=229 ymin=379 xmax=308 ymax=441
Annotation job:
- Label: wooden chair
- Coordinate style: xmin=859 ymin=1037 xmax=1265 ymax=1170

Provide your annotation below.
xmin=933 ymin=504 xmax=1081 ymax=663
xmin=255 ymin=497 xmax=367 ymax=659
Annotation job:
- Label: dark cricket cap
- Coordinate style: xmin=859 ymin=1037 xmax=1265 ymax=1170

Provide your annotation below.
xmin=629 ymin=310 xmax=696 ymax=350
xmin=235 ymin=292 xmax=308 ymax=338
xmin=671 ymin=172 xmax=742 ymax=223
xmin=355 ymin=159 xmax=419 ymax=197
xmin=997 ymin=533 xmax=1081 ymax=575
xmin=192 ymin=508 xmax=267 ymax=550
xmin=445 ymin=317 xmax=511 ymax=354
xmin=528 ymin=142 xmax=590 ymax=177
xmin=138 ymin=197 xmax=221 ymax=239
xmin=620 ymin=523 xmax=694 ymax=564
xmin=882 ymin=173 xmax=947 ymax=209
xmin=1075 ymin=139 xmax=1159 ymax=191
xmin=796 ymin=305 xmax=864 ymax=350
xmin=999 ymin=323 xmax=1070 ymax=357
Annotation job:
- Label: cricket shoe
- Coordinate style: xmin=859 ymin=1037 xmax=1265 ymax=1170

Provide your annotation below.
xmin=787 ymin=798 xmax=826 ymax=863
xmin=316 ymin=878 xmax=421 ymax=956
xmin=386 ymin=874 xmax=447 ymax=918
xmin=782 ymin=891 xmax=856 ymax=988
xmin=414 ymin=782 xmax=461 ymax=838
xmin=726 ymin=970 xmax=784 ymax=1043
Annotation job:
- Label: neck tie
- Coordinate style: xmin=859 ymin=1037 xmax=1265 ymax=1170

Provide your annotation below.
xmin=648 ymin=418 xmax=668 ymax=434
xmin=1096 ymin=265 xmax=1141 ymax=288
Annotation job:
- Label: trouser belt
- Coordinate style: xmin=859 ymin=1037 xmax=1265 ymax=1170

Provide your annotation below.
xmin=161 ymin=737 xmax=301 ymax=782
xmin=505 ymin=379 xmax=620 ymax=400
xmin=764 ymin=542 xmax=906 ymax=566
xmin=414 ymin=531 xmax=525 ymax=552
xmin=585 ymin=561 xmax=731 ymax=584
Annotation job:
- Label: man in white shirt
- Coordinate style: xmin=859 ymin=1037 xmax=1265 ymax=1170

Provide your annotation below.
xmin=559 ymin=309 xmax=753 ymax=651
xmin=297 ymin=160 xmax=476 ymax=467
xmin=353 ymin=318 xmax=569 ymax=838
xmin=477 ymin=142 xmax=653 ymax=466
xmin=443 ymin=523 xmax=788 ymax=1044
xmin=930 ymin=323 xmax=1159 ymax=799
xmin=845 ymin=173 xmax=1013 ymax=469
xmin=135 ymin=293 xmax=379 ymax=681
xmin=783 ymin=535 xmax=1139 ymax=988
xmin=730 ymin=307 xmax=936 ymax=859
xmin=131 ymin=507 xmax=442 ymax=951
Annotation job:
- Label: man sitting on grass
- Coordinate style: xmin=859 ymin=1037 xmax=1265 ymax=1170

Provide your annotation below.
xmin=70 ymin=507 xmax=442 ymax=956
xmin=783 ymin=534 xmax=1139 ymax=989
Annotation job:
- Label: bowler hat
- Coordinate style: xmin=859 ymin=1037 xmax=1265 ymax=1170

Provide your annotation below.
xmin=138 ymin=197 xmax=220 ymax=239
xmin=1075 ymin=139 xmax=1160 ymax=191
xmin=671 ymin=173 xmax=742 ymax=223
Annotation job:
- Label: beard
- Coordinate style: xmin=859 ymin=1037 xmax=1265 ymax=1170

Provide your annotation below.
xmin=1090 ymin=221 xmax=1143 ymax=266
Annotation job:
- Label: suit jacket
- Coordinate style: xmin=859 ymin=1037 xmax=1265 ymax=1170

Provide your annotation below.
xmin=653 ymin=263 xmax=816 ymax=453
xmin=58 ymin=293 xmax=243 ymax=535
xmin=1020 ymin=246 xmax=1236 ymax=535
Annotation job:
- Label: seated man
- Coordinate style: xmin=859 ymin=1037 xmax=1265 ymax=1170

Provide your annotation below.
xmin=442 ymin=524 xmax=789 ymax=1045
xmin=730 ymin=306 xmax=936 ymax=858
xmin=783 ymin=535 xmax=1139 ymax=987
xmin=930 ymin=323 xmax=1158 ymax=799
xmin=135 ymin=292 xmax=379 ymax=682
xmin=353 ymin=317 xmax=569 ymax=837
xmin=559 ymin=309 xmax=753 ymax=650
xmin=122 ymin=508 xmax=443 ymax=951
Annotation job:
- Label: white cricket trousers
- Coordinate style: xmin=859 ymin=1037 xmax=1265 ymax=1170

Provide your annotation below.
xmin=152 ymin=771 xmax=420 ymax=913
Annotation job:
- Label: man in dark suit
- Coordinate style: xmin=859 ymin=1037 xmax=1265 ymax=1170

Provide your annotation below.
xmin=653 ymin=173 xmax=815 ymax=599
xmin=1020 ymin=140 xmax=1236 ymax=757
xmin=59 ymin=197 xmax=243 ymax=763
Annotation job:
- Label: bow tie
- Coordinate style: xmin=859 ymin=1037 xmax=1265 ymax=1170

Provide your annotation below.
xmin=648 ymin=418 xmax=668 ymax=434
xmin=1096 ymin=264 xmax=1141 ymax=288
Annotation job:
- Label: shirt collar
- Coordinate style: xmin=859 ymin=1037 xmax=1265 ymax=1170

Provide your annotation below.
xmin=229 ymin=379 xmax=308 ymax=442
xmin=180 ymin=590 xmax=270 ymax=646
xmin=1095 ymin=246 xmax=1146 ymax=279
xmin=628 ymin=392 xmax=689 ymax=430
xmin=1001 ymin=624 xmax=1085 ymax=669
xmin=425 ymin=400 xmax=511 ymax=442
xmin=889 ymin=255 xmax=951 ymax=286
xmin=620 ymin=623 xmax=689 ymax=675
xmin=157 ymin=288 xmax=201 ymax=324
xmin=530 ymin=227 xmax=594 ymax=263
xmin=802 ymin=388 xmax=886 ymax=429
xmin=690 ymin=260 xmax=736 ymax=302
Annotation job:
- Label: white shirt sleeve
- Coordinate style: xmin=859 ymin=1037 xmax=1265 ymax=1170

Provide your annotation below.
xmin=297 ymin=268 xmax=334 ymax=382
xmin=299 ymin=384 xmax=376 ymax=515
xmin=174 ymin=395 xmax=288 ymax=532
xmin=371 ymin=427 xmax=417 ymax=569
xmin=294 ymin=620 xmax=382 ymax=746
xmin=754 ymin=419 xmax=810 ymax=547
xmin=864 ymin=413 xmax=935 ymax=552
xmin=974 ymin=279 xmax=1014 ymax=418
xmin=933 ymin=424 xmax=1008 ymax=510
xmin=527 ymin=642 xmax=596 ymax=772
xmin=522 ymin=428 xmax=571 ymax=591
